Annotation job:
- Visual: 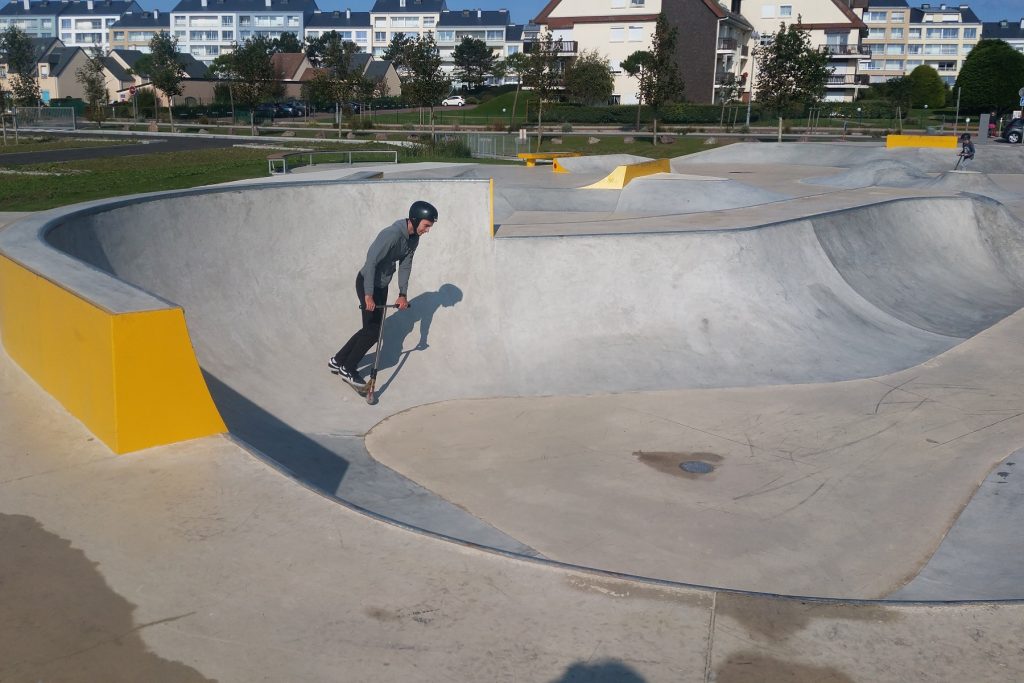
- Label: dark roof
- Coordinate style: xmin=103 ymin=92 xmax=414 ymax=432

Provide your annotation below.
xmin=60 ymin=0 xmax=142 ymax=15
xmin=348 ymin=51 xmax=371 ymax=71
xmin=982 ymin=20 xmax=1024 ymax=40
xmin=910 ymin=4 xmax=981 ymax=24
xmin=0 ymin=0 xmax=63 ymax=16
xmin=45 ymin=46 xmax=83 ymax=76
xmin=170 ymin=0 xmax=318 ymax=15
xmin=364 ymin=59 xmax=391 ymax=80
xmin=722 ymin=8 xmax=753 ymax=31
xmin=110 ymin=10 xmax=169 ymax=28
xmin=306 ymin=10 xmax=371 ymax=27
xmin=866 ymin=0 xmax=909 ymax=7
xmin=27 ymin=36 xmax=60 ymax=61
xmin=111 ymin=47 xmax=145 ymax=68
xmin=505 ymin=23 xmax=523 ymax=41
xmin=102 ymin=55 xmax=131 ymax=81
xmin=438 ymin=9 xmax=509 ymax=27
xmin=370 ymin=0 xmax=446 ymax=14
xmin=110 ymin=47 xmax=207 ymax=78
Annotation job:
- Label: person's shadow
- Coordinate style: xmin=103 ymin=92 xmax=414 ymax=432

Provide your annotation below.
xmin=360 ymin=283 xmax=463 ymax=398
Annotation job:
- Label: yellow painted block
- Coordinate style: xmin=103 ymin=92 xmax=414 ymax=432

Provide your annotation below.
xmin=583 ymin=158 xmax=671 ymax=190
xmin=0 ymin=254 xmax=225 ymax=453
xmin=886 ymin=134 xmax=958 ymax=149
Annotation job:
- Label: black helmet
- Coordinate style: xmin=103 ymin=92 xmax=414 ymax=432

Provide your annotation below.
xmin=960 ymin=133 xmax=971 ymax=141
xmin=409 ymin=201 xmax=438 ymax=229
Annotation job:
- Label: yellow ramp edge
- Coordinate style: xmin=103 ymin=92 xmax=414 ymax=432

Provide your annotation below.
xmin=583 ymin=158 xmax=671 ymax=190
xmin=886 ymin=134 xmax=958 ymax=149
xmin=0 ymin=254 xmax=226 ymax=454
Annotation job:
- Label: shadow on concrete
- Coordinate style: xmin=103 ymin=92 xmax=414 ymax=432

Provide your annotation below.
xmin=0 ymin=513 xmax=214 ymax=682
xmin=363 ymin=283 xmax=463 ymax=399
xmin=550 ymin=660 xmax=647 ymax=682
xmin=203 ymin=371 xmax=350 ymax=494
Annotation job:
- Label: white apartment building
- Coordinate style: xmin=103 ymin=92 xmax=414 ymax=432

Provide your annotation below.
xmin=534 ymin=0 xmax=659 ymax=105
xmin=57 ymin=0 xmax=140 ymax=51
xmin=169 ymin=0 xmax=318 ymax=63
xmin=304 ymin=8 xmax=370 ymax=51
xmin=748 ymin=0 xmax=869 ymax=102
xmin=368 ymin=0 xmax=444 ymax=56
xmin=0 ymin=0 xmax=60 ymax=38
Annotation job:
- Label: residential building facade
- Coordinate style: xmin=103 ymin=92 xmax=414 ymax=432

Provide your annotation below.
xmin=108 ymin=9 xmax=168 ymax=51
xmin=168 ymin=0 xmax=318 ymax=63
xmin=304 ymin=8 xmax=370 ymax=50
xmin=58 ymin=0 xmax=142 ymax=52
xmin=982 ymin=17 xmax=1024 ymax=53
xmin=748 ymin=0 xmax=869 ymax=102
xmin=662 ymin=0 xmax=753 ymax=104
xmin=859 ymin=0 xmax=911 ymax=83
xmin=0 ymin=37 xmax=89 ymax=101
xmin=0 ymin=0 xmax=59 ymax=38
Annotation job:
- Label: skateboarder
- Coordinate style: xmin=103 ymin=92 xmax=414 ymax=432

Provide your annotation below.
xmin=329 ymin=200 xmax=439 ymax=390
xmin=957 ymin=133 xmax=975 ymax=170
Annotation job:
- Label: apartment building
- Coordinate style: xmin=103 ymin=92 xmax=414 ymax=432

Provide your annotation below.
xmin=0 ymin=0 xmax=60 ymax=38
xmin=368 ymin=0 xmax=444 ymax=56
xmin=748 ymin=0 xmax=868 ymax=102
xmin=304 ymin=8 xmax=370 ymax=51
xmin=58 ymin=0 xmax=141 ymax=51
xmin=859 ymin=2 xmax=981 ymax=84
xmin=983 ymin=18 xmax=1024 ymax=53
xmin=169 ymin=0 xmax=318 ymax=63
xmin=533 ymin=0 xmax=659 ymax=105
xmin=108 ymin=9 xmax=168 ymax=51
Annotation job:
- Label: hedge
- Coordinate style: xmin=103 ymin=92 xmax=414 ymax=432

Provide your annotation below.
xmin=532 ymin=103 xmax=764 ymax=125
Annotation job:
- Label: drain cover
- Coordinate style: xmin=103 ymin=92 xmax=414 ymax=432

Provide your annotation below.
xmin=680 ymin=460 xmax=714 ymax=474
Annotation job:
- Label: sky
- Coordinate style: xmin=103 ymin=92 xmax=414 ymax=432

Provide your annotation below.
xmin=146 ymin=0 xmax=1017 ymax=24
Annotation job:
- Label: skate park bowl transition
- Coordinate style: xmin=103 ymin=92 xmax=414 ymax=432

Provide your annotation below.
xmin=4 ymin=171 xmax=1024 ymax=600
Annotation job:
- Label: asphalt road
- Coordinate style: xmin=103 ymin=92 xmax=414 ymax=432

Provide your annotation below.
xmin=0 ymin=134 xmax=238 ymax=166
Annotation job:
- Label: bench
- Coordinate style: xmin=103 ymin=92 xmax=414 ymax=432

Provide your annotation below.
xmin=267 ymin=152 xmax=287 ymax=175
xmin=517 ymin=152 xmax=582 ymax=168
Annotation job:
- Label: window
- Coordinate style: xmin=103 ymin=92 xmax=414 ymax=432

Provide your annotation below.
xmin=868 ymin=28 xmax=884 ymax=38
xmin=891 ymin=11 xmax=905 ymax=22
xmin=908 ymin=28 xmax=921 ymax=39
xmin=222 ymin=16 xmax=233 ymax=26
xmin=287 ymin=15 xmax=299 ymax=27
xmin=437 ymin=29 xmax=453 ymax=41
xmin=630 ymin=0 xmax=645 ymax=6
xmin=355 ymin=30 xmax=367 ymax=41
xmin=506 ymin=45 xmax=518 ymax=55
xmin=863 ymin=60 xmax=880 ymax=70
xmin=113 ymin=30 xmax=124 ymax=39
xmin=906 ymin=59 xmax=922 ymax=67
xmin=61 ymin=18 xmax=71 ymax=28
xmin=205 ymin=45 xmax=219 ymax=55
xmin=391 ymin=16 xmax=418 ymax=28
xmin=375 ymin=31 xmax=386 ymax=41
xmin=339 ymin=30 xmax=351 ymax=39
xmin=907 ymin=44 xmax=922 ymax=54
xmin=884 ymin=60 xmax=903 ymax=70
xmin=610 ymin=26 xmax=624 ymax=42
xmin=174 ymin=30 xmax=185 ymax=38
xmin=222 ymin=30 xmax=232 ymax=39
xmin=890 ymin=28 xmax=903 ymax=38
xmin=374 ymin=16 xmax=386 ymax=27
xmin=885 ymin=44 xmax=904 ymax=54
xmin=865 ymin=11 xmax=887 ymax=22
xmin=423 ymin=16 xmax=435 ymax=28
xmin=779 ymin=5 xmax=792 ymax=17
xmin=61 ymin=32 xmax=72 ymax=40
xmin=628 ymin=25 xmax=643 ymax=42
xmin=964 ymin=27 xmax=977 ymax=39
xmin=486 ymin=29 xmax=503 ymax=41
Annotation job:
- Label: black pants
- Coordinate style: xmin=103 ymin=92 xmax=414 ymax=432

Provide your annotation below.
xmin=334 ymin=273 xmax=387 ymax=372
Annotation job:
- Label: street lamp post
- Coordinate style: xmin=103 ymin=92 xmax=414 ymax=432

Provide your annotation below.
xmin=857 ymin=106 xmax=862 ymax=129
xmin=745 ymin=31 xmax=759 ymax=128
xmin=921 ymin=103 xmax=928 ymax=130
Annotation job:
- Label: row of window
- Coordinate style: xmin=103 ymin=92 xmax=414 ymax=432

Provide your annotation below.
xmin=867 ymin=43 xmax=976 ymax=55
xmin=173 ymin=13 xmax=300 ymax=28
xmin=863 ymin=59 xmax=959 ymax=71
xmin=867 ymin=27 xmax=977 ymax=39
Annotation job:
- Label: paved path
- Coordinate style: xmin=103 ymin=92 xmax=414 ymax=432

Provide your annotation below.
xmin=0 ymin=134 xmax=236 ymax=166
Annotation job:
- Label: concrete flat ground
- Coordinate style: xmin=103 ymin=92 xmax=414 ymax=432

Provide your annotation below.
xmin=5 ymin=141 xmax=1024 ymax=679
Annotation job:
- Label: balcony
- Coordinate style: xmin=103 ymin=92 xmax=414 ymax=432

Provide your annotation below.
xmin=524 ymin=40 xmax=578 ymax=55
xmin=717 ymin=37 xmax=737 ymax=51
xmin=825 ymin=74 xmax=871 ymax=86
xmin=818 ymin=44 xmax=872 ymax=57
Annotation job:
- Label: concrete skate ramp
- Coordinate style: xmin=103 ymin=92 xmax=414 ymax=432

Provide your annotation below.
xmin=803 ymin=159 xmax=932 ymax=189
xmin=493 ymin=186 xmax=619 ymax=223
xmin=554 ymin=154 xmax=654 ymax=174
xmin=921 ymin=170 xmax=1018 ymax=201
xmin=614 ymin=173 xmax=788 ymax=214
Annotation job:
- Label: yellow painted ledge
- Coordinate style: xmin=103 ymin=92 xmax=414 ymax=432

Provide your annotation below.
xmin=886 ymin=134 xmax=958 ymax=149
xmin=583 ymin=158 xmax=672 ymax=190
xmin=0 ymin=254 xmax=225 ymax=453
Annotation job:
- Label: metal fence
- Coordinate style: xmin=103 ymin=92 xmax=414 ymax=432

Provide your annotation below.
xmin=13 ymin=107 xmax=77 ymax=129
xmin=441 ymin=132 xmax=528 ymax=159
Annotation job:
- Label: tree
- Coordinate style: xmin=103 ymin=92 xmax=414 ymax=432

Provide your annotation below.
xmin=382 ymin=32 xmax=414 ymax=79
xmin=955 ymin=39 xmax=1024 ymax=118
xmin=908 ymin=65 xmax=946 ymax=109
xmin=521 ymin=30 xmax=561 ymax=152
xmin=75 ymin=46 xmax=108 ymax=127
xmin=1 ymin=26 xmax=41 ymax=106
xmin=301 ymin=34 xmax=365 ymax=137
xmin=648 ymin=13 xmax=684 ymax=142
xmin=229 ymin=36 xmax=279 ymax=135
xmin=502 ymin=51 xmax=530 ymax=127
xmin=271 ymin=31 xmax=302 ymax=54
xmin=753 ymin=21 xmax=831 ymax=117
xmin=208 ymin=52 xmax=236 ymax=121
xmin=564 ymin=49 xmax=613 ymax=106
xmin=148 ymin=32 xmax=185 ymax=130
xmin=402 ymin=32 xmax=450 ymax=138
xmin=621 ymin=50 xmax=654 ymax=132
xmin=452 ymin=36 xmax=498 ymax=91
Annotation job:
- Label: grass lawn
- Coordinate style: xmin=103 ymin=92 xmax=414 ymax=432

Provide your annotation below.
xmin=0 ymin=135 xmax=135 ymax=155
xmin=536 ymin=134 xmax=733 ymax=159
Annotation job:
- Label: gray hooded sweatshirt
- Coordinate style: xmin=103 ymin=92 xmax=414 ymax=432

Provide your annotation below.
xmin=361 ymin=219 xmax=419 ymax=296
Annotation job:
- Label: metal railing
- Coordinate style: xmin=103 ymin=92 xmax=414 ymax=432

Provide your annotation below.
xmin=718 ymin=37 xmax=738 ymax=51
xmin=441 ymin=132 xmax=528 ymax=159
xmin=13 ymin=106 xmax=77 ymax=129
xmin=524 ymin=40 xmax=578 ymax=54
xmin=825 ymin=74 xmax=871 ymax=86
xmin=268 ymin=149 xmax=398 ymax=174
xmin=818 ymin=44 xmax=872 ymax=56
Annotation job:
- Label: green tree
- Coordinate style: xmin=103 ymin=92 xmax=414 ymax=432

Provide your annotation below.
xmin=955 ymin=39 xmax=1024 ymax=118
xmin=148 ymin=32 xmax=185 ymax=130
xmin=753 ymin=21 xmax=832 ymax=117
xmin=271 ymin=31 xmax=302 ymax=54
xmin=502 ymin=51 xmax=530 ymax=127
xmin=522 ymin=30 xmax=561 ymax=151
xmin=301 ymin=34 xmax=365 ymax=137
xmin=1 ymin=26 xmax=41 ymax=106
xmin=452 ymin=36 xmax=498 ymax=91
xmin=649 ymin=13 xmax=684 ymax=142
xmin=382 ymin=32 xmax=414 ymax=79
xmin=621 ymin=50 xmax=654 ymax=131
xmin=74 ymin=46 xmax=108 ymax=127
xmin=229 ymin=36 xmax=279 ymax=135
xmin=564 ymin=49 xmax=613 ymax=106
xmin=208 ymin=52 xmax=237 ymax=120
xmin=402 ymin=33 xmax=450 ymax=138
xmin=908 ymin=65 xmax=946 ymax=108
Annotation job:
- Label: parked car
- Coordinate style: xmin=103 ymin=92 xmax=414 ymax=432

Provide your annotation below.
xmin=441 ymin=95 xmax=466 ymax=107
xmin=254 ymin=103 xmax=277 ymax=120
xmin=277 ymin=101 xmax=305 ymax=117
xmin=1003 ymin=118 xmax=1023 ymax=144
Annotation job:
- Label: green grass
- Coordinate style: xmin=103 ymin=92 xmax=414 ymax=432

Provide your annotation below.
xmin=0 ymin=136 xmax=134 ymax=155
xmin=536 ymin=134 xmax=734 ymax=159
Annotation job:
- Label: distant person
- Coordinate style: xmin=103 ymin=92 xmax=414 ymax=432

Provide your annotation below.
xmin=957 ymin=133 xmax=975 ymax=170
xmin=328 ymin=201 xmax=439 ymax=389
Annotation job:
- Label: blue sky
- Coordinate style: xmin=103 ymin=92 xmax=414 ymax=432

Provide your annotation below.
xmin=146 ymin=0 xmax=1014 ymax=24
